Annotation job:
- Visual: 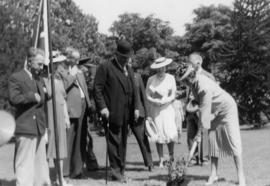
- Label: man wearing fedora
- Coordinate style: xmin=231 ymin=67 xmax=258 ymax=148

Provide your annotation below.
xmin=60 ymin=47 xmax=98 ymax=178
xmin=94 ymin=40 xmax=139 ymax=182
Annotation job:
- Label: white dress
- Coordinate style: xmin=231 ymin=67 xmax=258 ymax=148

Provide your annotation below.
xmin=146 ymin=73 xmax=178 ymax=144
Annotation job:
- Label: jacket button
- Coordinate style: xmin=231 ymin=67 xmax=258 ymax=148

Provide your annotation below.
xmin=33 ymin=115 xmax=36 ymax=120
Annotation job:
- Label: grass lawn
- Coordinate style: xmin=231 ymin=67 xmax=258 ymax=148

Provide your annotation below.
xmin=0 ymin=124 xmax=269 ymax=186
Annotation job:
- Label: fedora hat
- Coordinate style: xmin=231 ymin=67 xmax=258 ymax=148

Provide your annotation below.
xmin=78 ymin=57 xmax=91 ymax=66
xmin=116 ymin=40 xmax=133 ymax=57
xmin=150 ymin=57 xmax=173 ymax=69
xmin=176 ymin=63 xmax=195 ymax=81
xmin=0 ymin=110 xmax=15 ymax=147
xmin=145 ymin=119 xmax=159 ymax=142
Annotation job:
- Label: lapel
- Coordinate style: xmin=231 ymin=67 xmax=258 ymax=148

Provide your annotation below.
xmin=76 ymin=72 xmax=89 ymax=98
xmin=191 ymin=80 xmax=199 ymax=102
xmin=111 ymin=59 xmax=128 ymax=93
xmin=36 ymin=78 xmax=45 ymax=102
xmin=76 ymin=73 xmax=84 ymax=90
xmin=22 ymin=70 xmax=36 ymax=91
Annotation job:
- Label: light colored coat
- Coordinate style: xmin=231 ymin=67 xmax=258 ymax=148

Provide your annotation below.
xmin=191 ymin=74 xmax=242 ymax=156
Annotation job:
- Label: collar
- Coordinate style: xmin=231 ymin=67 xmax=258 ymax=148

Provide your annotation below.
xmin=24 ymin=68 xmax=33 ymax=80
xmin=114 ymin=57 xmax=126 ymax=72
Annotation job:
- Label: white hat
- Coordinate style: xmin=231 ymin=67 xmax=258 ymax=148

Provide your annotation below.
xmin=150 ymin=57 xmax=173 ymax=69
xmin=53 ymin=55 xmax=67 ymax=63
xmin=145 ymin=119 xmax=158 ymax=142
xmin=0 ymin=110 xmax=15 ymax=147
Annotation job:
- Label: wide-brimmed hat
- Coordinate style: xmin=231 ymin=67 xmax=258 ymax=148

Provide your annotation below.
xmin=145 ymin=119 xmax=158 ymax=142
xmin=78 ymin=57 xmax=94 ymax=66
xmin=52 ymin=55 xmax=67 ymax=63
xmin=116 ymin=40 xmax=133 ymax=57
xmin=48 ymin=50 xmax=67 ymax=64
xmin=176 ymin=63 xmax=195 ymax=81
xmin=150 ymin=57 xmax=173 ymax=69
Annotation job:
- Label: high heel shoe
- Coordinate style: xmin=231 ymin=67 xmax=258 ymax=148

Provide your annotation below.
xmin=204 ymin=176 xmax=218 ymax=186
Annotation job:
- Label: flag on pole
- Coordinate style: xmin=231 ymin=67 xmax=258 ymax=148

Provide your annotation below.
xmin=32 ymin=0 xmax=50 ymax=65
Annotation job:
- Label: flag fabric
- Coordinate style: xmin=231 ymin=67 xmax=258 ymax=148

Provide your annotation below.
xmin=32 ymin=0 xmax=50 ymax=65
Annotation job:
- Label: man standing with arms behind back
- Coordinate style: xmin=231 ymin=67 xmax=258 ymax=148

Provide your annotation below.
xmin=8 ymin=47 xmax=50 ymax=186
xmin=94 ymin=40 xmax=139 ymax=183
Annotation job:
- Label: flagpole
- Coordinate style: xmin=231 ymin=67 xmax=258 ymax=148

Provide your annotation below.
xmin=46 ymin=0 xmax=63 ymax=185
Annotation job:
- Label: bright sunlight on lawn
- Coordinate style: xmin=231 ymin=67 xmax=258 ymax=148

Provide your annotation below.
xmin=0 ymin=124 xmax=269 ymax=186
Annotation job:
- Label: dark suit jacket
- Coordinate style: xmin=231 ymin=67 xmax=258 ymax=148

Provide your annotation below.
xmin=94 ymin=58 xmax=139 ymax=126
xmin=8 ymin=70 xmax=46 ymax=136
xmin=62 ymin=70 xmax=91 ymax=118
xmin=134 ymin=73 xmax=149 ymax=118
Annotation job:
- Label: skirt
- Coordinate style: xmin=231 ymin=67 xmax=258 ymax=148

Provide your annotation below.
xmin=209 ymin=95 xmax=242 ymax=158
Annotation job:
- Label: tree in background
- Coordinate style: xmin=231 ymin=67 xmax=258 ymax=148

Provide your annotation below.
xmin=0 ymin=0 xmax=39 ymax=107
xmin=222 ymin=0 xmax=270 ymax=125
xmin=184 ymin=5 xmax=233 ymax=78
xmin=110 ymin=13 xmax=181 ymax=70
xmin=0 ymin=0 xmax=102 ymax=109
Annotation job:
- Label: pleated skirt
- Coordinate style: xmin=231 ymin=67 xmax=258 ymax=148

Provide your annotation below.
xmin=208 ymin=94 xmax=242 ymax=158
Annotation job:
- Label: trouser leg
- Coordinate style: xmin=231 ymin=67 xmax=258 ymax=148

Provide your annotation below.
xmin=131 ymin=117 xmax=152 ymax=166
xmin=34 ymin=134 xmax=50 ymax=186
xmin=106 ymin=124 xmax=123 ymax=178
xmin=15 ymin=136 xmax=36 ymax=186
xmin=63 ymin=119 xmax=76 ymax=176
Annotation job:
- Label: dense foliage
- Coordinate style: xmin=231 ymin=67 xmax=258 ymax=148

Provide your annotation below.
xmin=0 ymin=0 xmax=269 ymax=124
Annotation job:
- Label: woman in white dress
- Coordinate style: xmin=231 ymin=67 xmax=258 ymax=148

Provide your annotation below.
xmin=176 ymin=63 xmax=246 ymax=186
xmin=146 ymin=57 xmax=178 ymax=167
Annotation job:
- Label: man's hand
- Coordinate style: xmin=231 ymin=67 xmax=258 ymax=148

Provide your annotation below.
xmin=35 ymin=93 xmax=41 ymax=103
xmin=100 ymin=108 xmax=109 ymax=119
xmin=134 ymin=109 xmax=139 ymax=121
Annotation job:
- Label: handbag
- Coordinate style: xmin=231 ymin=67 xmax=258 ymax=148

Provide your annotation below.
xmin=145 ymin=118 xmax=158 ymax=142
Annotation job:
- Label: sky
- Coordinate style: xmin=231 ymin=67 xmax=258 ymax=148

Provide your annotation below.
xmin=73 ymin=0 xmax=234 ymax=36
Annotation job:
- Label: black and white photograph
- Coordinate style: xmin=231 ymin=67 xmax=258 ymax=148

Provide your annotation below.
xmin=0 ymin=0 xmax=270 ymax=185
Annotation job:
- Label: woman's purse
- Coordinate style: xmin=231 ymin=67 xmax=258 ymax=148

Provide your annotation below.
xmin=145 ymin=118 xmax=159 ymax=142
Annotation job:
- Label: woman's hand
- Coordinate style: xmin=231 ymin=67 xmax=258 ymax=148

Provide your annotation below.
xmin=65 ymin=118 xmax=71 ymax=129
xmin=194 ymin=134 xmax=201 ymax=143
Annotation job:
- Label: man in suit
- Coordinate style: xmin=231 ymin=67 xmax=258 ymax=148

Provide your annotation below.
xmin=131 ymin=64 xmax=153 ymax=171
xmin=186 ymin=52 xmax=216 ymax=165
xmin=94 ymin=40 xmax=139 ymax=182
xmin=61 ymin=47 xmax=98 ymax=178
xmin=8 ymin=47 xmax=50 ymax=186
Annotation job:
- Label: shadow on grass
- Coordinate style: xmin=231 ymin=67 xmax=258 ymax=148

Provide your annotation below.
xmin=134 ymin=174 xmax=227 ymax=186
xmin=126 ymin=161 xmax=160 ymax=167
xmin=0 ymin=179 xmax=15 ymax=186
xmin=83 ymin=167 xmax=107 ymax=180
xmin=126 ymin=161 xmax=145 ymax=166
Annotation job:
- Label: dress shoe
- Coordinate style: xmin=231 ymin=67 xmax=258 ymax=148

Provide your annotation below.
xmin=148 ymin=164 xmax=154 ymax=172
xmin=204 ymin=176 xmax=218 ymax=186
xmin=87 ymin=167 xmax=99 ymax=172
xmin=111 ymin=174 xmax=127 ymax=183
xmin=70 ymin=173 xmax=82 ymax=179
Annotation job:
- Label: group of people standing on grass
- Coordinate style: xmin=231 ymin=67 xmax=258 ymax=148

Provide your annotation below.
xmin=8 ymin=39 xmax=245 ymax=186
xmin=8 ymin=47 xmax=98 ymax=186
